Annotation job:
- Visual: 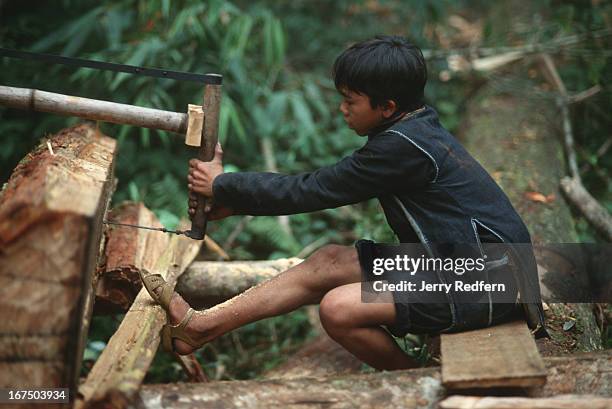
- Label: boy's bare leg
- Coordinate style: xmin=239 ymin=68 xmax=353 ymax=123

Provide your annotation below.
xmin=166 ymin=244 xmax=416 ymax=369
xmin=167 ymin=244 xmax=360 ymax=352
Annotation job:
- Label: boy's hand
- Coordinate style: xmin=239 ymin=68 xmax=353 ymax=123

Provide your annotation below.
xmin=188 ymin=191 xmax=234 ymax=221
xmin=188 ymin=143 xmax=224 ymax=197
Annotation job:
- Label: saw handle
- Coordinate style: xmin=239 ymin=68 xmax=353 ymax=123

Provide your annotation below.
xmin=189 ymin=83 xmax=222 ymax=240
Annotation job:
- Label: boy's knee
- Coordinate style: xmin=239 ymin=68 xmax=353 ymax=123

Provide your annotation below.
xmin=319 ymin=288 xmax=354 ymax=332
xmin=309 ymin=244 xmax=358 ymax=270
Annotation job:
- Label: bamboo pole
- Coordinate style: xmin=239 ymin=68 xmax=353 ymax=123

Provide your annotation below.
xmin=0 ymin=85 xmax=188 ymax=134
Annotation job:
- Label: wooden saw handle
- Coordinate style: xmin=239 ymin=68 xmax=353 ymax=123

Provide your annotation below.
xmin=189 ymin=82 xmax=222 ymax=240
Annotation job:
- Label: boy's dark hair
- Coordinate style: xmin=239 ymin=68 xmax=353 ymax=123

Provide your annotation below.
xmin=333 ymin=36 xmax=427 ymax=112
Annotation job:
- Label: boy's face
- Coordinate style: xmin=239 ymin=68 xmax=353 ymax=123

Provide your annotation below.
xmin=339 ymin=89 xmax=396 ymax=136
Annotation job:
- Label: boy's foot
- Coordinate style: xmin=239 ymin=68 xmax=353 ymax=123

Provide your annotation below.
xmin=167 ymin=292 xmax=208 ymax=355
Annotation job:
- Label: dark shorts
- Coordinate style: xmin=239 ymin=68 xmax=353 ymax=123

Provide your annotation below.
xmin=355 ymin=239 xmax=522 ymax=338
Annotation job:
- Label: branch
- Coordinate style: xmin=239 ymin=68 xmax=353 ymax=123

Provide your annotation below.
xmin=539 ymin=54 xmax=612 ymax=241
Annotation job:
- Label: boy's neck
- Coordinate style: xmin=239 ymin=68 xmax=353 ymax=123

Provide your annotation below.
xmin=367 ymin=105 xmax=426 ymax=137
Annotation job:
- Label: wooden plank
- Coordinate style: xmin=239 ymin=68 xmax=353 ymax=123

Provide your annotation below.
xmin=0 ymin=124 xmax=116 ymax=397
xmin=440 ymin=394 xmax=612 ymax=409
xmin=75 ymin=232 xmax=202 ymax=409
xmin=441 ymin=320 xmax=547 ymax=389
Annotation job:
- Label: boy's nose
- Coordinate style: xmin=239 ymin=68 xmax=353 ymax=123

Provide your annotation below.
xmin=339 ymin=102 xmax=348 ymax=116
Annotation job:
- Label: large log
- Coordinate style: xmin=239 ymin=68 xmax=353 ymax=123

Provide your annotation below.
xmin=75 ymin=232 xmax=202 ymax=409
xmin=459 ymin=71 xmax=602 ymax=352
xmin=140 ymin=367 xmax=443 ymax=409
xmin=176 ymin=258 xmax=303 ymax=308
xmin=136 ymin=351 xmax=611 ymax=408
xmin=95 ymin=202 xmax=170 ymax=314
xmin=0 ymin=124 xmax=116 ymax=396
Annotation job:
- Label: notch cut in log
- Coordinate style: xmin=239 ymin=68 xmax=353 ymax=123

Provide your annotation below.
xmin=0 ymin=85 xmax=188 ymax=134
xmin=0 ymin=124 xmax=116 ymax=395
xmin=75 ymin=231 xmax=202 ymax=409
xmin=441 ymin=320 xmax=547 ymax=389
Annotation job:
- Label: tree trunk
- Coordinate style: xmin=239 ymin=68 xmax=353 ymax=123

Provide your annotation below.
xmin=459 ymin=69 xmax=602 ymax=352
xmin=75 ymin=232 xmax=202 ymax=409
xmin=0 ymin=124 xmax=116 ymax=396
xmin=95 ymin=202 xmax=170 ymax=314
xmin=136 ymin=350 xmax=611 ymax=409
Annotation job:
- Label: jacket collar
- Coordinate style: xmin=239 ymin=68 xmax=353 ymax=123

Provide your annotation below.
xmin=367 ymin=105 xmax=428 ymax=138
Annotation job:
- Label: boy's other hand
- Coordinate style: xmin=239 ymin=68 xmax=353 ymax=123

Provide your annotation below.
xmin=188 ymin=143 xmax=224 ymax=197
xmin=188 ymin=191 xmax=234 ymax=221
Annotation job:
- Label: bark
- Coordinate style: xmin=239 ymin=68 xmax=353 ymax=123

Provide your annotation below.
xmin=176 ymin=258 xmax=303 ymax=308
xmin=0 ymin=124 xmax=116 ymax=396
xmin=459 ymin=69 xmax=602 ymax=352
xmin=75 ymin=233 xmax=202 ymax=409
xmin=94 ymin=202 xmax=170 ymax=314
xmin=136 ymin=351 xmax=611 ymax=409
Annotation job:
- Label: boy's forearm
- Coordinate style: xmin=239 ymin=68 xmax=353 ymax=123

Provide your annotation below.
xmin=213 ymin=170 xmax=368 ymax=216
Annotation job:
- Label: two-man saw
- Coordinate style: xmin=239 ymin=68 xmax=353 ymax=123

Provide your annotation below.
xmin=0 ymin=47 xmax=221 ymax=239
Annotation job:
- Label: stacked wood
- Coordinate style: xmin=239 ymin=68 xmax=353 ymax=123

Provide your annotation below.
xmin=137 ymin=351 xmax=611 ymax=408
xmin=0 ymin=124 xmax=116 ymax=395
xmin=75 ymin=232 xmax=202 ymax=409
xmin=95 ymin=202 xmax=170 ymax=314
xmin=460 ymin=70 xmax=602 ymax=352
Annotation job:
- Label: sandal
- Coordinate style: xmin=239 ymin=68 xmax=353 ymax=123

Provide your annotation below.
xmin=139 ymin=270 xmax=207 ymax=353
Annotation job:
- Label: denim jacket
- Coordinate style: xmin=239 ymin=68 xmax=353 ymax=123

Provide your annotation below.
xmin=213 ymin=105 xmax=547 ymax=335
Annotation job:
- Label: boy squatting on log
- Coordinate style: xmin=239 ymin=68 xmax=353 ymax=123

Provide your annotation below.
xmin=140 ymin=36 xmax=547 ymax=370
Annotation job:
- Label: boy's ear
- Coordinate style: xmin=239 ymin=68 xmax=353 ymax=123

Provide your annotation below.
xmin=381 ymin=100 xmax=398 ymax=118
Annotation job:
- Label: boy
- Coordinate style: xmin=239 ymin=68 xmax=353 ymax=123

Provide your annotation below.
xmin=155 ymin=36 xmax=545 ymax=370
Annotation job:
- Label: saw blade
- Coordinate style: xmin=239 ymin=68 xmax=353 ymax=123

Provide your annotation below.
xmin=103 ymin=220 xmax=191 ymax=236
